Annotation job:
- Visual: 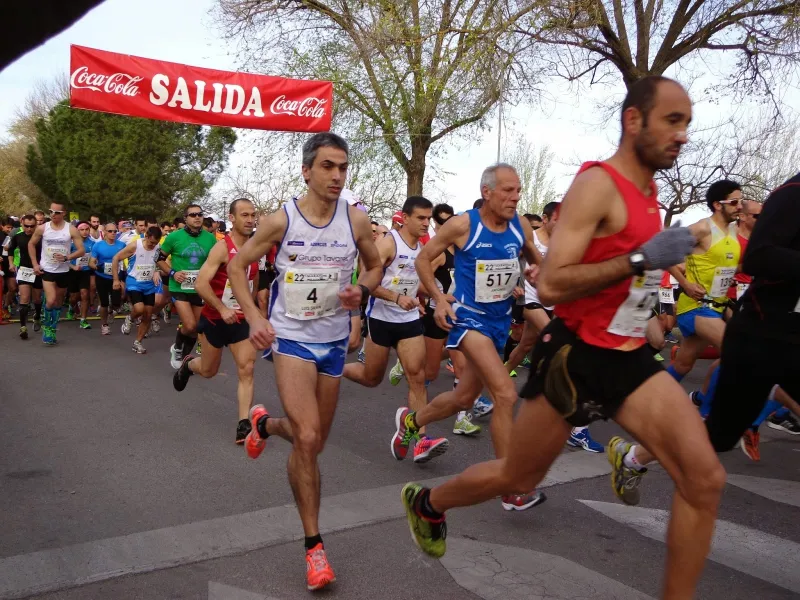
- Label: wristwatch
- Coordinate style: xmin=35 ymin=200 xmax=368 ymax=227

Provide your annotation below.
xmin=629 ymin=251 xmax=647 ymax=276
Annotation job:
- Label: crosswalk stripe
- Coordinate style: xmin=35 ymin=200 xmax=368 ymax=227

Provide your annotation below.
xmin=208 ymin=581 xmax=277 ymax=600
xmin=726 ymin=474 xmax=800 ymax=508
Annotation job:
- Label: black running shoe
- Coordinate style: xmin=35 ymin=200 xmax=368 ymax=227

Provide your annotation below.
xmin=236 ymin=418 xmax=252 ymax=445
xmin=33 ymin=319 xmax=41 ymax=333
xmin=172 ymin=355 xmax=194 ymax=392
xmin=767 ymin=413 xmax=800 ymax=435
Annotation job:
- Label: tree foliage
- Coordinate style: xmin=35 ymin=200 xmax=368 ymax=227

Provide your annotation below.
xmin=26 ymin=101 xmax=236 ymax=220
xmin=503 ymin=135 xmax=559 ymax=215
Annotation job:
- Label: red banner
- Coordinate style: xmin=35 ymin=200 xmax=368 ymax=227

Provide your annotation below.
xmin=69 ymin=45 xmax=332 ymax=132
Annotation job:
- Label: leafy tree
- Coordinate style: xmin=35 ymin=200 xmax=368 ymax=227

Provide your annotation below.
xmin=26 ymin=101 xmax=236 ymax=220
xmin=503 ymin=135 xmax=558 ymax=215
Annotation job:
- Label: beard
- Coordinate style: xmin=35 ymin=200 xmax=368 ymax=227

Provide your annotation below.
xmin=633 ymin=129 xmax=677 ymax=171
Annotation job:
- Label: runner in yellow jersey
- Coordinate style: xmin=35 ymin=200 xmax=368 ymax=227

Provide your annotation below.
xmin=666 ymin=179 xmax=741 ymax=383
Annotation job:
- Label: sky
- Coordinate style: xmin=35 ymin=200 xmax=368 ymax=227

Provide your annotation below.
xmin=1 ymin=0 xmax=798 ymax=223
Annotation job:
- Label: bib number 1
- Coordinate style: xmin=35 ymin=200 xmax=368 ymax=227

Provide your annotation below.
xmin=709 ymin=266 xmax=736 ymax=298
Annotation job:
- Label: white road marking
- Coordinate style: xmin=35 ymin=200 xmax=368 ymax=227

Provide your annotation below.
xmin=0 ymin=451 xmax=609 ymax=600
xmin=579 ymin=500 xmax=800 ymax=593
xmin=442 ymin=537 xmax=655 ymax=600
xmin=208 ymin=581 xmax=278 ymax=600
xmin=726 ymin=474 xmax=800 ymax=508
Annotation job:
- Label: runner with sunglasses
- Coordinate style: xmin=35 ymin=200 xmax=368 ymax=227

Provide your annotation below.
xmin=28 ymin=202 xmax=86 ymax=345
xmin=67 ymin=221 xmax=94 ymax=330
xmin=157 ymin=204 xmax=217 ymax=369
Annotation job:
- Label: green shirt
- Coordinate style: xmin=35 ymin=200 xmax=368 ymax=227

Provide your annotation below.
xmin=159 ymin=228 xmax=218 ymax=294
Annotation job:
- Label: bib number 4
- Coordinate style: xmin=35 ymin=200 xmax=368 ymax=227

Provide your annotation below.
xmin=284 ymin=270 xmax=340 ymax=320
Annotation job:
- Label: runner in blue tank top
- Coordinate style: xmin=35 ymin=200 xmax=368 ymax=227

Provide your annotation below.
xmin=390 ymin=163 xmax=547 ymax=512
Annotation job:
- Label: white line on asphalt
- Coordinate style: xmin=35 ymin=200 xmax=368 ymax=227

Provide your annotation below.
xmin=0 ymin=450 xmax=609 ymax=600
xmin=579 ymin=500 xmax=800 ymax=593
xmin=208 ymin=581 xmax=278 ymax=600
xmin=726 ymin=474 xmax=800 ymax=508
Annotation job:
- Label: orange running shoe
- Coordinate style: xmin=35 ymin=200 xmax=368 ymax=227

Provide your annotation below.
xmin=740 ymin=429 xmax=760 ymax=461
xmin=305 ymin=543 xmax=336 ymax=591
xmin=244 ymin=404 xmax=270 ymax=459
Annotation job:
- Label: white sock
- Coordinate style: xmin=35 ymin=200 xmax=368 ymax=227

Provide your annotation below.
xmin=453 ymin=377 xmax=459 ymax=391
xmin=623 ymin=446 xmax=645 ymax=470
xmin=456 ymin=410 xmax=467 ymax=420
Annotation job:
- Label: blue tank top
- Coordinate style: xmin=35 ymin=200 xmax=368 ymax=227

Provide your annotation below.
xmin=453 ymin=209 xmax=524 ymax=319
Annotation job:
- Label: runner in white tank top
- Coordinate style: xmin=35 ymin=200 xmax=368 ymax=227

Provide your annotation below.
xmin=223 ymin=133 xmax=383 ymax=591
xmin=29 ymin=203 xmax=85 ymax=345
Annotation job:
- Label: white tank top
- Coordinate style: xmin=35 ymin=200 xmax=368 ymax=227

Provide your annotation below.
xmin=269 ymin=198 xmax=357 ymax=343
xmin=128 ymin=238 xmax=160 ymax=282
xmin=40 ymin=222 xmax=72 ymax=274
xmin=524 ymin=230 xmax=553 ymax=310
xmin=367 ymin=230 xmax=422 ymax=324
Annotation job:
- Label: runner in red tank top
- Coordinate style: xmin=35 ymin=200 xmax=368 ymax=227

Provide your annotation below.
xmin=172 ymin=198 xmax=290 ymax=445
xmin=399 ymin=76 xmax=724 ymax=600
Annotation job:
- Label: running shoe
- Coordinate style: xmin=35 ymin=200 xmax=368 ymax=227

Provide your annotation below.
xmin=245 ymin=404 xmax=270 ymax=459
xmin=607 ymin=436 xmax=647 ymax=506
xmin=453 ymin=411 xmax=481 ymax=435
xmin=162 ymin=308 xmax=171 ymax=324
xmin=391 ymin=407 xmax=417 ymax=460
xmin=196 ymin=342 xmax=202 ymax=356
xmin=101 ymin=324 xmax=111 ymax=335
xmin=501 ymin=491 xmax=547 ymax=511
xmin=653 ymin=352 xmax=664 ymax=362
xmin=509 ymin=369 xmax=518 ymax=378
xmin=389 ymin=361 xmax=404 ymax=386
xmin=132 ymin=340 xmax=147 ymax=354
xmin=521 ymin=355 xmax=532 ymax=368
xmin=79 ymin=319 xmax=91 ymax=330
xmin=19 ymin=326 xmax=28 ymax=340
xmin=567 ymin=428 xmax=604 ymax=453
xmin=664 ymin=332 xmax=679 ymax=344
xmin=472 ymin=396 xmax=494 ymax=418
xmin=169 ymin=343 xmax=183 ymax=370
xmin=121 ymin=315 xmax=132 ymax=335
xmin=445 ymin=359 xmax=454 ymax=374
xmin=150 ymin=317 xmax=161 ymax=334
xmin=357 ymin=349 xmax=365 ymax=363
xmin=413 ymin=436 xmax=449 ymax=463
xmin=235 ymin=418 xmax=251 ymax=445
xmin=689 ymin=390 xmax=702 ymax=408
xmin=740 ymin=429 xmax=760 ymax=461
xmin=33 ymin=319 xmax=41 ymax=333
xmin=305 ymin=543 xmax=336 ymax=591
xmin=401 ymin=483 xmax=447 ymax=558
xmin=766 ymin=413 xmax=800 ymax=435
xmin=65 ymin=307 xmax=74 ymax=321
xmin=172 ymin=355 xmax=194 ymax=391
xmin=42 ymin=326 xmax=56 ymax=346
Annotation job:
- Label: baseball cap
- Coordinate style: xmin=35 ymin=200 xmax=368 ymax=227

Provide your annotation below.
xmin=392 ymin=210 xmax=403 ymax=225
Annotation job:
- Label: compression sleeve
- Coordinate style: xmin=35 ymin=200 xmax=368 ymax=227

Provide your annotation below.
xmin=742 ymin=177 xmax=800 ymax=281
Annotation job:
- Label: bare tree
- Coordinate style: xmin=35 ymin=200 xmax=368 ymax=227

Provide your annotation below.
xmin=737 ymin=114 xmax=800 ymax=201
xmin=503 ymin=135 xmax=558 ymax=215
xmin=217 ymin=0 xmax=542 ymax=196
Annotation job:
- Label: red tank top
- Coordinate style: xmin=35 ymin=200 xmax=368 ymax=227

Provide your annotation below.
xmin=728 ymin=232 xmax=751 ymax=299
xmin=554 ymin=162 xmax=663 ymax=350
xmin=202 ymin=235 xmax=258 ymax=322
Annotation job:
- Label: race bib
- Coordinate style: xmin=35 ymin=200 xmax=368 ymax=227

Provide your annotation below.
xmin=736 ymin=282 xmax=749 ymax=300
xmin=258 ymin=256 xmax=267 ymax=271
xmin=284 ymin=269 xmax=340 ymax=320
xmin=659 ymin=287 xmax=674 ymax=304
xmin=46 ymin=245 xmax=69 ymax=260
xmin=16 ymin=266 xmax=35 ymax=283
xmin=709 ymin=266 xmax=736 ymax=298
xmin=180 ymin=270 xmax=200 ymax=290
xmin=607 ymin=270 xmax=662 ymax=337
xmin=474 ymin=259 xmax=519 ymax=303
xmin=222 ymin=280 xmax=253 ymax=310
xmin=75 ymin=256 xmax=90 ymax=269
xmin=386 ymin=274 xmax=420 ymax=299
xmin=103 ymin=263 xmax=113 ymax=276
xmin=134 ymin=263 xmax=154 ymax=282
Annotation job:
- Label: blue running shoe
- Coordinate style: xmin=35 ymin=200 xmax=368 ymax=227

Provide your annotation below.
xmin=472 ymin=396 xmax=494 ymax=418
xmin=567 ymin=428 xmax=604 ymax=453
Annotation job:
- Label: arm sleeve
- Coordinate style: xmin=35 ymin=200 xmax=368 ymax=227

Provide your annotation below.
xmin=742 ymin=181 xmax=800 ymax=280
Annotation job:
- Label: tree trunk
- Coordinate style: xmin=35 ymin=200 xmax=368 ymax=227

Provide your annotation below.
xmin=405 ymin=145 xmax=427 ymax=197
xmin=662 ymin=209 xmax=674 ymax=227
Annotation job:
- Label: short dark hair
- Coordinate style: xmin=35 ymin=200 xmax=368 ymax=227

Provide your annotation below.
xmin=402 ymin=195 xmax=433 ymax=216
xmin=542 ymin=202 xmax=560 ymax=219
xmin=50 ymin=201 xmax=66 ymax=210
xmin=217 ymin=221 xmax=227 ymax=233
xmin=621 ymin=75 xmax=675 ymax=129
xmin=184 ymin=204 xmax=202 ymax=216
xmin=473 ymin=198 xmax=484 ymax=209
xmin=527 ymin=214 xmax=542 ymax=223
xmin=432 ymin=203 xmax=454 ymax=226
xmin=135 ymin=217 xmax=146 ymax=225
xmin=90 ymin=214 xmax=101 ymax=220
xmin=706 ymin=179 xmax=741 ymax=210
xmin=229 ymin=197 xmax=253 ymax=215
xmin=21 ymin=214 xmax=35 ymax=222
xmin=302 ymin=132 xmax=349 ymax=169
xmin=203 ymin=216 xmax=214 ymax=228
xmin=161 ymin=221 xmax=171 ymax=228
xmin=370 ymin=220 xmax=379 ymax=227
xmin=173 ymin=216 xmax=185 ymax=226
xmin=77 ymin=220 xmax=90 ymax=227
xmin=146 ymin=226 xmax=162 ymax=239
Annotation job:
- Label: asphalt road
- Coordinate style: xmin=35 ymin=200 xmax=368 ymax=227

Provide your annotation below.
xmin=0 ymin=319 xmax=797 ymax=600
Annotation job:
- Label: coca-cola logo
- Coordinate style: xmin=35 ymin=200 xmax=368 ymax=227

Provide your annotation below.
xmin=70 ymin=66 xmax=142 ymax=97
xmin=269 ymin=95 xmax=327 ymax=119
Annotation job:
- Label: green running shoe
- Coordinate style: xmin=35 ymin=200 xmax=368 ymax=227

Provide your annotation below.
xmin=521 ymin=356 xmax=532 ymax=368
xmin=401 ymin=483 xmax=447 ymax=558
xmin=65 ymin=307 xmax=74 ymax=321
xmin=79 ymin=319 xmax=92 ymax=330
xmin=509 ymin=369 xmax=518 ymax=378
xmin=389 ymin=361 xmax=404 ymax=386
xmin=607 ymin=436 xmax=647 ymax=506
xmin=453 ymin=411 xmax=481 ymax=435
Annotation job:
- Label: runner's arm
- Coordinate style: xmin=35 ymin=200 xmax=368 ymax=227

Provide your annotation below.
xmin=368 ymin=234 xmax=399 ymax=303
xmin=229 ymin=210 xmax=286 ymax=324
xmin=7 ymin=235 xmax=17 ymax=271
xmin=28 ymin=225 xmax=44 ymax=271
xmin=112 ymin=241 xmax=137 ymax=282
xmin=156 ymin=234 xmax=173 ymax=276
xmin=416 ymin=213 xmax=470 ymax=305
xmin=195 ymin=241 xmax=230 ymax=315
xmin=518 ymin=216 xmax=544 ymax=266
xmin=351 ymin=208 xmax=382 ymax=294
xmin=67 ymin=225 xmax=85 ymax=261
xmin=536 ymin=169 xmax=635 ymax=306
xmin=742 ymin=180 xmax=800 ymax=280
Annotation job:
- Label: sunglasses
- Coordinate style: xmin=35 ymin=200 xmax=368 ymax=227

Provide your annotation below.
xmin=719 ymin=199 xmax=741 ymax=206
xmin=23 ymin=224 xmax=35 ymax=228
xmin=105 ymin=229 xmax=118 ymax=234
xmin=186 ymin=212 xmax=204 ymax=218
xmin=49 ymin=209 xmax=65 ymax=215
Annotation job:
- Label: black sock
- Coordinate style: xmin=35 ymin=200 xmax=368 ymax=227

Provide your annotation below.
xmin=174 ymin=328 xmax=184 ymax=349
xmin=415 ymin=488 xmax=444 ymax=521
xmin=19 ymin=306 xmax=29 ymax=328
xmin=34 ymin=303 xmax=42 ymax=320
xmin=256 ymin=415 xmax=270 ymax=439
xmin=304 ymin=534 xmax=323 ymax=550
xmin=183 ymin=334 xmax=197 ymax=356
xmin=503 ymin=337 xmax=518 ymax=362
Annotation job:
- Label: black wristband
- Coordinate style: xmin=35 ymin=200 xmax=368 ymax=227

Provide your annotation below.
xmin=358 ymin=284 xmax=370 ymax=301
xmin=169 ymin=269 xmax=176 ymax=278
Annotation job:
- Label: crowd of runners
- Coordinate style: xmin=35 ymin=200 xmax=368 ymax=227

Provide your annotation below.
xmin=1 ymin=75 xmax=799 ymax=597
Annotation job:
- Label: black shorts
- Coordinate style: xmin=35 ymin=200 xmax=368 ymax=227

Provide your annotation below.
xmin=368 ymin=317 xmax=424 ymax=348
xmin=705 ymin=311 xmax=800 ymax=453
xmin=171 ymin=291 xmax=204 ymax=307
xmin=258 ymin=268 xmax=275 ymax=292
xmin=95 ymin=276 xmax=122 ymax=308
xmin=68 ymin=270 xmax=92 ymax=293
xmin=128 ymin=290 xmax=155 ymax=306
xmin=118 ymin=271 xmax=127 ymax=283
xmin=18 ymin=275 xmax=43 ymax=290
xmin=511 ymin=303 xmax=525 ymax=325
xmin=524 ymin=302 xmax=554 ymax=318
xmin=422 ymin=308 xmax=448 ymax=340
xmin=521 ymin=318 xmax=664 ymax=427
xmin=197 ymin=315 xmax=250 ymax=349
xmin=41 ymin=270 xmax=72 ymax=288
